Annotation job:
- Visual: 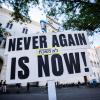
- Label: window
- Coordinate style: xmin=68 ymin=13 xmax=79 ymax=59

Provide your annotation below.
xmin=97 ymin=62 xmax=99 ymax=67
xmin=94 ymin=72 xmax=96 ymax=77
xmin=6 ymin=22 xmax=13 ymax=29
xmin=90 ymin=60 xmax=94 ymax=67
xmin=22 ymin=28 xmax=28 ymax=34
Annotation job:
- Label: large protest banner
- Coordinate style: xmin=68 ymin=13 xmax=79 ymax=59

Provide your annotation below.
xmin=5 ymin=31 xmax=91 ymax=84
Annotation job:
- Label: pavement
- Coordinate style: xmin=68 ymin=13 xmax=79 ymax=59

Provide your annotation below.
xmin=0 ymin=86 xmax=100 ymax=100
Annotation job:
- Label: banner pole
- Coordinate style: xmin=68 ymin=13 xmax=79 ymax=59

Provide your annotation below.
xmin=48 ymin=80 xmax=57 ymax=100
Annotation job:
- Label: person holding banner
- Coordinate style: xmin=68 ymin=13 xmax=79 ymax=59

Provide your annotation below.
xmin=2 ymin=81 xmax=7 ymax=93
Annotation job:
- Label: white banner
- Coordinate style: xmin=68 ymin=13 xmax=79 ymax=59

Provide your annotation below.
xmin=5 ymin=31 xmax=91 ymax=84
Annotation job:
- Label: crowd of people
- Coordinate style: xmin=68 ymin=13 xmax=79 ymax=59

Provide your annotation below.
xmin=0 ymin=81 xmax=31 ymax=94
xmin=54 ymin=81 xmax=99 ymax=88
xmin=0 ymin=80 xmax=99 ymax=94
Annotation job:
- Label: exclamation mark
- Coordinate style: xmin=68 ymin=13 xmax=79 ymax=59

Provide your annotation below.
xmin=81 ymin=52 xmax=89 ymax=72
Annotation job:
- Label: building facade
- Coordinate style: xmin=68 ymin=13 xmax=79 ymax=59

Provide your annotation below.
xmin=87 ymin=48 xmax=100 ymax=83
xmin=0 ymin=7 xmax=40 ymax=81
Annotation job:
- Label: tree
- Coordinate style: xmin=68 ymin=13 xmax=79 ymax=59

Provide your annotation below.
xmin=0 ymin=27 xmax=6 ymax=34
xmin=45 ymin=0 xmax=100 ymax=35
xmin=62 ymin=0 xmax=100 ymax=35
xmin=0 ymin=0 xmax=100 ymax=35
xmin=0 ymin=0 xmax=39 ymax=22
